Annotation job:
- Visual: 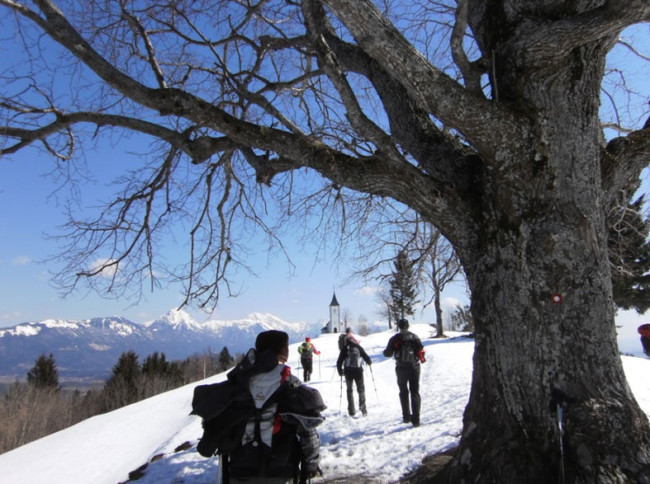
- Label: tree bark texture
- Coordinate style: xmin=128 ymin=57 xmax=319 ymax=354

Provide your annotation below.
xmin=426 ymin=2 xmax=650 ymax=482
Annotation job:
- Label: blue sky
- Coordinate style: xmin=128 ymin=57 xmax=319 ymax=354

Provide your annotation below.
xmin=0 ymin=140 xmax=463 ymax=328
xmin=0 ymin=18 xmax=648 ymax=356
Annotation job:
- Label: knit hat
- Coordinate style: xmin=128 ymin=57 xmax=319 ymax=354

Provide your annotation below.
xmin=397 ymin=318 xmax=409 ymax=330
xmin=306 ymin=337 xmax=311 ymax=342
xmin=255 ymin=330 xmax=290 ymax=362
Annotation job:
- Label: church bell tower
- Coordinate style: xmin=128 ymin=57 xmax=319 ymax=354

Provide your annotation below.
xmin=328 ymin=292 xmax=340 ymax=333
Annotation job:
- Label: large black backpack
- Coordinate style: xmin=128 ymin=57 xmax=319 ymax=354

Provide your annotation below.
xmin=193 ymin=379 xmax=300 ymax=480
xmin=227 ymin=385 xmax=300 ymax=481
xmin=192 ymin=373 xmax=326 ymax=481
xmin=338 ymin=333 xmax=347 ymax=351
xmin=344 ymin=344 xmax=362 ymax=369
xmin=396 ymin=334 xmax=416 ymax=364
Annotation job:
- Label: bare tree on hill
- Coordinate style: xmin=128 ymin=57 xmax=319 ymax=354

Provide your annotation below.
xmin=350 ymin=206 xmax=464 ymax=338
xmin=1 ymin=1 xmax=649 ymax=481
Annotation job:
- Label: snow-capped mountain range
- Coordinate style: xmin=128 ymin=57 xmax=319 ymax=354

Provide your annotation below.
xmin=0 ymin=309 xmax=319 ymax=384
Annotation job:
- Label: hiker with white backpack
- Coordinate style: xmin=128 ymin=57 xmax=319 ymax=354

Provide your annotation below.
xmin=336 ymin=338 xmax=372 ymax=417
xmin=192 ymin=330 xmax=325 ymax=484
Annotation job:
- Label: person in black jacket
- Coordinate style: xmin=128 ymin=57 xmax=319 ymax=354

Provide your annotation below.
xmin=192 ymin=330 xmax=325 ymax=484
xmin=336 ymin=339 xmax=372 ymax=417
xmin=383 ymin=319 xmax=426 ymax=427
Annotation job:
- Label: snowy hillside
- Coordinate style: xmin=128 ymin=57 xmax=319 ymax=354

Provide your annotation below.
xmin=1 ymin=326 xmax=649 ymax=484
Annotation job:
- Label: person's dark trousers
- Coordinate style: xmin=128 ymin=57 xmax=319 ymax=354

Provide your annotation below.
xmin=301 ymin=357 xmax=313 ymax=382
xmin=344 ymin=368 xmax=366 ymax=416
xmin=642 ymin=336 xmax=650 ymax=357
xmin=396 ymin=364 xmax=421 ymax=425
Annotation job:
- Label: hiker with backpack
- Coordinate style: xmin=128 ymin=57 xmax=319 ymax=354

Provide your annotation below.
xmin=336 ymin=338 xmax=372 ymax=417
xmin=337 ymin=327 xmax=360 ymax=352
xmin=383 ymin=318 xmax=426 ymax=427
xmin=191 ymin=330 xmax=326 ymax=484
xmin=297 ymin=337 xmax=321 ymax=382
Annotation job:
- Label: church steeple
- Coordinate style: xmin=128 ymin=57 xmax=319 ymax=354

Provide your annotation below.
xmin=328 ymin=291 xmax=341 ymax=333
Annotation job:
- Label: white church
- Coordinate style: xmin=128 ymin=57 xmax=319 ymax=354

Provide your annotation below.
xmin=323 ymin=292 xmax=341 ymax=333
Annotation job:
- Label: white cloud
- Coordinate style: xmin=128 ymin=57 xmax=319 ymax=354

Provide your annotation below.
xmin=1 ymin=311 xmax=24 ymax=324
xmin=442 ymin=297 xmax=463 ymax=310
xmin=355 ymin=285 xmax=381 ymax=296
xmin=12 ymin=255 xmax=31 ymax=266
xmin=89 ymin=258 xmax=119 ymax=278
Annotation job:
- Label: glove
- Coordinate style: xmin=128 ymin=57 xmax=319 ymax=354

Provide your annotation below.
xmin=309 ymin=466 xmax=323 ymax=478
xmin=301 ymin=466 xmax=323 ymax=483
xmin=338 ymin=369 xmax=343 ymax=376
xmin=417 ymin=349 xmax=426 ymax=363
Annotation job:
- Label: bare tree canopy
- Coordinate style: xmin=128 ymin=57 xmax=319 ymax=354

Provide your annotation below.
xmin=1 ymin=0 xmax=650 ymax=481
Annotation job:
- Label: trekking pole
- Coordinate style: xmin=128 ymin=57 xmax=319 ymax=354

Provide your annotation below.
xmin=557 ymin=401 xmax=565 ymax=484
xmin=216 ymin=454 xmax=223 ymax=484
xmin=369 ymin=365 xmax=380 ymax=403
xmin=339 ymin=374 xmax=343 ymax=414
xmin=550 ymin=388 xmax=569 ymax=484
xmin=318 ymin=354 xmax=321 ymax=379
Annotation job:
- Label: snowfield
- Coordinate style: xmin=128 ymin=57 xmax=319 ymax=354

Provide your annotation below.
xmin=1 ymin=325 xmax=648 ymax=484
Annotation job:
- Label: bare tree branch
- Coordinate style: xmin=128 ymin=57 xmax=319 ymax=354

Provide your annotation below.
xmin=450 ymin=0 xmax=484 ymax=95
xmin=506 ymin=1 xmax=650 ymax=67
xmin=322 ymin=0 xmax=525 ymax=157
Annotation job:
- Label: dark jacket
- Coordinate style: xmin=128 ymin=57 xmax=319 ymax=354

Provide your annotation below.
xmin=383 ymin=330 xmax=425 ymax=367
xmin=336 ymin=341 xmax=372 ymax=376
xmin=192 ymin=348 xmax=326 ymax=480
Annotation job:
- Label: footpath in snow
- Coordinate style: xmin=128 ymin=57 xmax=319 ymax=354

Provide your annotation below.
xmin=0 ymin=325 xmax=648 ymax=484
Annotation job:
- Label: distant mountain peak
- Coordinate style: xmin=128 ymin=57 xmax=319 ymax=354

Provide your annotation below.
xmin=144 ymin=308 xmax=202 ymax=331
xmin=0 ymin=309 xmax=320 ymax=382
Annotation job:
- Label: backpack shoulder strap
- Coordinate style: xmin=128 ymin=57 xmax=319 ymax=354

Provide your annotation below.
xmin=248 ymin=376 xmax=293 ymax=451
xmin=401 ymin=332 xmax=415 ymax=346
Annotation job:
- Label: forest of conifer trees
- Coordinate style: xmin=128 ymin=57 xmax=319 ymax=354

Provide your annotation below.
xmin=0 ymin=348 xmax=237 ymax=454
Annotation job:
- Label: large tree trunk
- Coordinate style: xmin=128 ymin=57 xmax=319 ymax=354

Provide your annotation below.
xmin=439 ymin=224 xmax=650 ymax=482
xmin=431 ymin=19 xmax=650 ymax=483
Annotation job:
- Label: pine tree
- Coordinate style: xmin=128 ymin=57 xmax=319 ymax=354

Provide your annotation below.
xmin=449 ymin=304 xmax=474 ymax=332
xmin=141 ymin=352 xmax=170 ymax=376
xmin=102 ymin=350 xmax=141 ymax=410
xmin=218 ymin=347 xmax=234 ymax=372
xmin=389 ymin=249 xmax=418 ymax=322
xmin=26 ymin=353 xmax=59 ymax=390
xmin=141 ymin=352 xmax=184 ymax=396
xmin=608 ymin=196 xmax=650 ymax=313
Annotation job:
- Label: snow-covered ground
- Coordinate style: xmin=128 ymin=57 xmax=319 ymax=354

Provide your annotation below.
xmin=1 ymin=325 xmax=648 ymax=484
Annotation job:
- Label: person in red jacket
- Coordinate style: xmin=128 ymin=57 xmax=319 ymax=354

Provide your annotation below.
xmin=383 ymin=319 xmax=426 ymax=427
xmin=638 ymin=324 xmax=650 ymax=357
xmin=297 ymin=337 xmax=320 ymax=382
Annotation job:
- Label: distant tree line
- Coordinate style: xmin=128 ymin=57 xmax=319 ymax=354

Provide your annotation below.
xmin=0 ymin=348 xmax=236 ymax=454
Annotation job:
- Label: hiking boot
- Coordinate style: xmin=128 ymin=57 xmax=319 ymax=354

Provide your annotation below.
xmin=362 ymin=410 xmax=367 ymax=416
xmin=402 ymin=416 xmax=411 ymax=424
xmin=412 ymin=420 xmax=420 ymax=427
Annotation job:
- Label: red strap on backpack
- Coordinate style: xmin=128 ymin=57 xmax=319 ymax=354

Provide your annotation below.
xmin=281 ymin=365 xmax=291 ymax=382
